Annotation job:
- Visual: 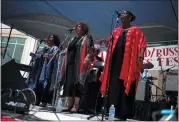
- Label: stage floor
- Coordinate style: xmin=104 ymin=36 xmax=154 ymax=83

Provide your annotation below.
xmin=2 ymin=105 xmax=139 ymax=121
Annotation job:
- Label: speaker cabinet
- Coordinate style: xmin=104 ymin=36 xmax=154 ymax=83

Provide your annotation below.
xmin=1 ymin=58 xmax=27 ymax=90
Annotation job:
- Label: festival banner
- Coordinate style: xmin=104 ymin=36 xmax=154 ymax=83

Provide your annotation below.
xmin=143 ymin=45 xmax=178 ymax=70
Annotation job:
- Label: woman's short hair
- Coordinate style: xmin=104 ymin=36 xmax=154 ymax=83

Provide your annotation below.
xmin=75 ymin=22 xmax=89 ymax=34
xmin=126 ymin=10 xmax=136 ymax=22
xmin=50 ymin=34 xmax=60 ymax=47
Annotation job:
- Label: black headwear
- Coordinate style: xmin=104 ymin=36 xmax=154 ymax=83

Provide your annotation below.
xmin=126 ymin=10 xmax=136 ymax=22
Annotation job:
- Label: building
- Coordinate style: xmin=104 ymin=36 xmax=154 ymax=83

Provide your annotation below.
xmin=1 ymin=23 xmax=46 ymax=65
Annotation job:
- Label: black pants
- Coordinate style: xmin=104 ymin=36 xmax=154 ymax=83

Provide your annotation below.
xmin=80 ymin=67 xmax=103 ymax=113
xmin=80 ymin=81 xmax=102 ymax=113
xmin=108 ymin=79 xmax=136 ymax=120
xmin=35 ymin=82 xmax=53 ymax=105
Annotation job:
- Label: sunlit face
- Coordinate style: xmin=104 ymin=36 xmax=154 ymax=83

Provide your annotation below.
xmin=120 ymin=11 xmax=132 ymax=23
xmin=75 ymin=24 xmax=85 ymax=37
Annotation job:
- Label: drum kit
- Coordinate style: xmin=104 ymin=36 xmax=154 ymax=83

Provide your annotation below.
xmin=88 ymin=59 xmax=105 ymax=82
xmin=142 ymin=63 xmax=158 ymax=80
xmin=90 ymin=59 xmax=177 ymax=102
xmin=92 ymin=61 xmax=105 ymax=69
xmin=88 ymin=60 xmax=177 ymax=120
xmin=91 ymin=61 xmax=159 ymax=102
xmin=91 ymin=60 xmax=158 ymax=81
xmin=92 ymin=60 xmax=155 ymax=70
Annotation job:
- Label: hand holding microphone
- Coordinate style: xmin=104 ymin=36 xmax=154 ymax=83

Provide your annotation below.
xmin=115 ymin=10 xmax=122 ymax=16
xmin=30 ymin=38 xmax=48 ymax=57
xmin=43 ymin=53 xmax=49 ymax=58
xmin=30 ymin=52 xmax=35 ymax=57
xmin=67 ymin=28 xmax=75 ymax=31
xmin=67 ymin=28 xmax=75 ymax=33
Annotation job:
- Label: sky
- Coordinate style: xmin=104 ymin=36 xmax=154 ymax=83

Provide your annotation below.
xmin=2 ymin=0 xmax=178 ymax=40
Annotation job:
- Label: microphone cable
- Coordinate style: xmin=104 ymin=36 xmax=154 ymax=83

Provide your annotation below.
xmin=94 ymin=91 xmax=101 ymax=120
xmin=109 ymin=12 xmax=116 ymax=36
xmin=169 ymin=0 xmax=178 ymax=22
xmin=43 ymin=0 xmax=76 ymax=24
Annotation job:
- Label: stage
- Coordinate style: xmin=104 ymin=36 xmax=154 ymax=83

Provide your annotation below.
xmin=2 ymin=105 xmax=139 ymax=121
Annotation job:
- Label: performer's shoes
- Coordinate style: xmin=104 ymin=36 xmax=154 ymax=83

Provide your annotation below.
xmin=61 ymin=109 xmax=71 ymax=112
xmin=70 ymin=107 xmax=78 ymax=113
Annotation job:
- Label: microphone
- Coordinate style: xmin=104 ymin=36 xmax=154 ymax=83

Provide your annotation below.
xmin=67 ymin=28 xmax=75 ymax=31
xmin=115 ymin=10 xmax=122 ymax=16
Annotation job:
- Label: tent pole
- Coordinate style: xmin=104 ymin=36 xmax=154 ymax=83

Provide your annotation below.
xmin=3 ymin=25 xmax=13 ymax=59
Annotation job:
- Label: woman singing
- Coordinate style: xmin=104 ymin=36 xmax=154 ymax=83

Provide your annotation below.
xmin=100 ymin=10 xmax=147 ymax=120
xmin=62 ymin=22 xmax=94 ymax=113
xmin=28 ymin=35 xmax=60 ymax=107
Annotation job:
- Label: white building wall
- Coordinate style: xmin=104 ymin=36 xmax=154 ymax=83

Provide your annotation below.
xmin=20 ymin=36 xmax=37 ymax=65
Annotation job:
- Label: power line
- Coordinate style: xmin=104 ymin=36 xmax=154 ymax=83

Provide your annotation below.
xmin=170 ymin=0 xmax=178 ymax=22
xmin=43 ymin=0 xmax=76 ymax=24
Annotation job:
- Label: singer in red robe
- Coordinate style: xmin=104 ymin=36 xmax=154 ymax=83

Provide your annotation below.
xmin=99 ymin=10 xmax=147 ymax=120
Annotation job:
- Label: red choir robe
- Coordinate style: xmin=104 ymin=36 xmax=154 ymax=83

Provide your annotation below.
xmin=99 ymin=26 xmax=147 ymax=96
xmin=60 ymin=35 xmax=93 ymax=87
xmin=78 ymin=36 xmax=94 ymax=85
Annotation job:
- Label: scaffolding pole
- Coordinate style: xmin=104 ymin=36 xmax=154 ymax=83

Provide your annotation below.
xmin=3 ymin=25 xmax=13 ymax=59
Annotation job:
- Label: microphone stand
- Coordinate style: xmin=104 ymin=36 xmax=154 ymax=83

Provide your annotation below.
xmin=150 ymin=81 xmax=163 ymax=102
xmin=51 ymin=30 xmax=72 ymax=110
xmin=159 ymin=58 xmax=167 ymax=101
xmin=87 ymin=13 xmax=120 ymax=121
xmin=158 ymin=65 xmax=175 ymax=101
xmin=161 ymin=65 xmax=175 ymax=74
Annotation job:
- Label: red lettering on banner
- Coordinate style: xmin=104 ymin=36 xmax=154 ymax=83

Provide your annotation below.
xmin=150 ymin=48 xmax=155 ymax=58
xmin=145 ymin=46 xmax=178 ymax=69
xmin=166 ymin=57 xmax=173 ymax=66
xmin=158 ymin=58 xmax=164 ymax=66
xmin=174 ymin=57 xmax=178 ymax=63
xmin=156 ymin=49 xmax=162 ymax=57
xmin=163 ymin=48 xmax=169 ymax=56
xmin=168 ymin=48 xmax=175 ymax=56
xmin=144 ymin=50 xmax=151 ymax=57
xmin=174 ymin=47 xmax=178 ymax=55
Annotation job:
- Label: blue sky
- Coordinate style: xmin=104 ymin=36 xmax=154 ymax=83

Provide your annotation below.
xmin=2 ymin=0 xmax=178 ymax=39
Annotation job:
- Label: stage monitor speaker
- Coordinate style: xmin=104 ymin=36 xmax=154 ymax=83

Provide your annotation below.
xmin=1 ymin=90 xmax=30 ymax=113
xmin=136 ymin=80 xmax=146 ymax=101
xmin=165 ymin=70 xmax=178 ymax=96
xmin=1 ymin=58 xmax=27 ymax=90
